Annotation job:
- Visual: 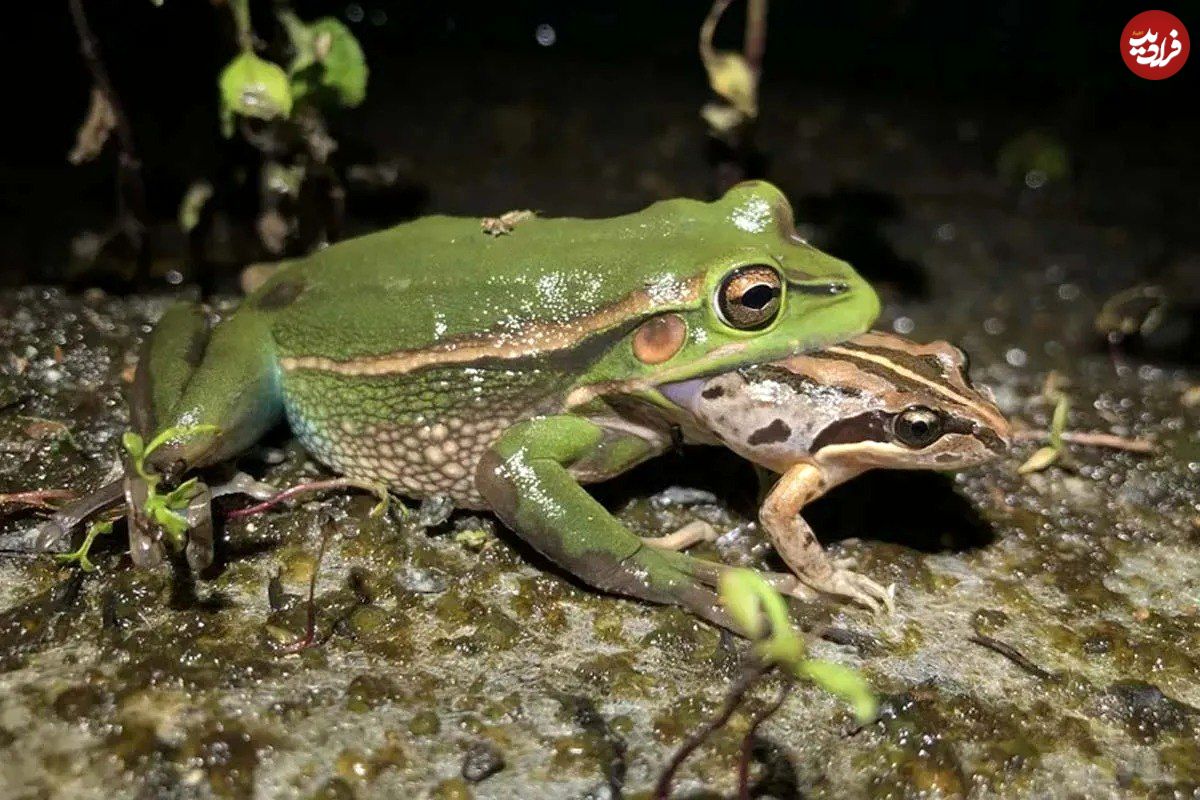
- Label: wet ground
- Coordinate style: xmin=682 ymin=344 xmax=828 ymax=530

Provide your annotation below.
xmin=1 ymin=62 xmax=1199 ymax=799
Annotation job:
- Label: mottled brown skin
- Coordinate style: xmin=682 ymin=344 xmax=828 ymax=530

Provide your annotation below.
xmin=662 ymin=330 xmax=1011 ymax=611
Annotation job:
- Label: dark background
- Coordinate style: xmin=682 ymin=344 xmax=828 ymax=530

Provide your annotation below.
xmin=4 ymin=1 xmax=1199 ymax=288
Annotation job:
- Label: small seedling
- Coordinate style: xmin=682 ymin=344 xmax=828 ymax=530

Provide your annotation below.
xmin=123 ymin=424 xmax=219 ymax=549
xmin=655 ymin=569 xmax=875 ymax=798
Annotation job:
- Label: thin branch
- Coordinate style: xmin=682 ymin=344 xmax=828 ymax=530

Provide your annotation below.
xmin=67 ymin=0 xmax=148 ymax=261
xmin=655 ymin=659 xmax=771 ymax=800
xmin=1013 ymin=428 xmax=1157 ymax=454
xmin=738 ymin=677 xmax=791 ymax=800
xmin=743 ymin=0 xmax=769 ymax=76
xmin=968 ymin=634 xmax=1057 ymax=681
xmin=225 ymin=478 xmax=387 ymax=520
xmin=0 ymin=489 xmax=75 ymax=515
xmin=276 ymin=517 xmax=332 ymax=654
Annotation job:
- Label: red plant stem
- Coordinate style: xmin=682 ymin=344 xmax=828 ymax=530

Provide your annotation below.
xmin=654 ymin=659 xmax=770 ymax=800
xmin=276 ymin=519 xmax=332 ymax=654
xmin=737 ymin=678 xmax=792 ymax=800
xmin=0 ymin=489 xmax=75 ymax=512
xmin=225 ymin=478 xmax=383 ymax=520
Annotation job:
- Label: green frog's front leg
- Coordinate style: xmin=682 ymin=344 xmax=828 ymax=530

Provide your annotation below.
xmin=476 ymin=415 xmax=737 ymax=630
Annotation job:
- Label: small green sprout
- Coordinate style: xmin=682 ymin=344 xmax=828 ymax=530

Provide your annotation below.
xmin=123 ymin=424 xmax=218 ymax=550
xmin=55 ymin=519 xmax=113 ymax=572
xmin=718 ymin=569 xmax=877 ymax=723
xmin=1019 ymin=393 xmax=1070 ymax=475
xmin=658 ymin=569 xmax=878 ymax=797
xmin=218 ymin=51 xmax=294 ymax=136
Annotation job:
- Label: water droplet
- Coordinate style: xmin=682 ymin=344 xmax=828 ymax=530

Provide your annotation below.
xmin=1005 ymin=347 xmax=1027 ymax=367
xmin=892 ymin=316 xmax=915 ymax=334
xmin=535 ymin=23 xmax=556 ymax=46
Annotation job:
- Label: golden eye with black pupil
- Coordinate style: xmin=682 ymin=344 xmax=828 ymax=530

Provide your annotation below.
xmin=893 ymin=406 xmax=943 ymax=448
xmin=717 ymin=265 xmax=783 ymax=330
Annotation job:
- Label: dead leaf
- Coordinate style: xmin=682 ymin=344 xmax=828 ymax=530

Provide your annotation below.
xmin=481 ymin=210 xmax=536 ymax=237
xmin=1018 ymin=446 xmax=1060 ymax=475
xmin=68 ymin=87 xmax=117 ymax=165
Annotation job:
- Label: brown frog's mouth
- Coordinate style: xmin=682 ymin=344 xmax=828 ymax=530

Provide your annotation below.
xmin=657 ymin=377 xmax=707 ymax=415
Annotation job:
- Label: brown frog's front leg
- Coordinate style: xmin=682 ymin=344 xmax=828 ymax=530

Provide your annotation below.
xmin=760 ymin=463 xmax=894 ymax=613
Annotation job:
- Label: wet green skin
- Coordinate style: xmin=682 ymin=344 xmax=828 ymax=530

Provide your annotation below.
xmin=133 ymin=181 xmax=879 ymax=629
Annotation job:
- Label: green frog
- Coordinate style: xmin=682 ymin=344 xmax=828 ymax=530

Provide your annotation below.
xmin=38 ymin=181 xmax=880 ymax=631
xmin=659 ymin=330 xmax=1010 ymax=611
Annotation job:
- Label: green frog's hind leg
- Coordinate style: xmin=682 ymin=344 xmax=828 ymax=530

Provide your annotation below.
xmin=127 ymin=302 xmax=284 ymax=567
xmin=476 ymin=415 xmax=738 ymax=631
xmin=132 ymin=303 xmax=283 ymax=471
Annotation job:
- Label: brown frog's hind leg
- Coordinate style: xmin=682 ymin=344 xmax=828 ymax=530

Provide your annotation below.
xmin=760 ymin=463 xmax=895 ymax=613
xmin=640 ymin=520 xmax=720 ymax=551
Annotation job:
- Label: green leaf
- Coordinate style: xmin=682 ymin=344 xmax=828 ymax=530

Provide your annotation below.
xmin=161 ymin=477 xmax=199 ymax=509
xmin=149 ymin=501 xmax=189 ymax=545
xmin=219 ymin=51 xmax=294 ymax=136
xmin=1049 ymin=395 xmax=1070 ymax=450
xmin=54 ymin=519 xmax=113 ymax=572
xmin=122 ymin=431 xmax=145 ymax=464
xmin=717 ymin=569 xmax=805 ymax=667
xmin=1018 ymin=445 xmax=1060 ymax=475
xmin=283 ymin=14 xmax=368 ymax=109
xmin=178 ymin=180 xmax=214 ymax=234
xmin=797 ymin=659 xmax=878 ymax=723
xmin=718 ymin=569 xmax=769 ymax=639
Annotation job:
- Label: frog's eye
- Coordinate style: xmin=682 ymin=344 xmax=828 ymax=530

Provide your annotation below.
xmin=892 ymin=406 xmax=944 ymax=448
xmin=717 ymin=265 xmax=783 ymax=330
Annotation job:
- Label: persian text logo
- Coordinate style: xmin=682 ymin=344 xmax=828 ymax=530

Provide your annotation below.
xmin=1122 ymin=10 xmax=1189 ymax=79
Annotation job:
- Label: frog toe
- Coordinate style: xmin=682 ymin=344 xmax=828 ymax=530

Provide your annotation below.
xmin=640 ymin=520 xmax=720 ymax=551
xmin=809 ymin=568 xmax=895 ymax=615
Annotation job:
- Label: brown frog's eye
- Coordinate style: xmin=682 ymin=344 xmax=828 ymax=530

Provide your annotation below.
xmin=717 ymin=265 xmax=783 ymax=330
xmin=892 ymin=406 xmax=943 ymax=448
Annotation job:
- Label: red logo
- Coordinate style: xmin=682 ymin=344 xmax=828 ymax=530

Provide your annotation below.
xmin=1122 ymin=10 xmax=1189 ymax=79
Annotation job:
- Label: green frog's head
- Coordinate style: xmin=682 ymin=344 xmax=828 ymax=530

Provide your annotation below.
xmin=569 ymin=180 xmax=880 ymax=410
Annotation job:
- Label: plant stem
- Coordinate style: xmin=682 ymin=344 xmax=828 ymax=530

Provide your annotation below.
xmin=67 ymin=0 xmax=148 ymax=272
xmin=0 ymin=489 xmax=75 ymax=514
xmin=225 ymin=478 xmax=389 ymax=520
xmin=654 ymin=659 xmax=770 ymax=799
xmin=1012 ymin=428 xmax=1157 ymax=454
xmin=737 ymin=677 xmax=791 ymax=800
xmin=743 ymin=0 xmax=769 ymax=77
xmin=276 ymin=516 xmax=332 ymax=654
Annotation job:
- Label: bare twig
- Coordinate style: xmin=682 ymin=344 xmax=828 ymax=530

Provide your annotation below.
xmin=225 ymin=477 xmax=388 ymax=520
xmin=67 ymin=0 xmax=148 ymax=271
xmin=655 ymin=659 xmax=771 ymax=800
xmin=968 ymin=634 xmax=1057 ymax=681
xmin=276 ymin=516 xmax=333 ymax=654
xmin=0 ymin=489 xmax=75 ymax=515
xmin=737 ymin=677 xmax=791 ymax=800
xmin=743 ymin=0 xmax=769 ymax=76
xmin=1013 ymin=428 xmax=1157 ymax=454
